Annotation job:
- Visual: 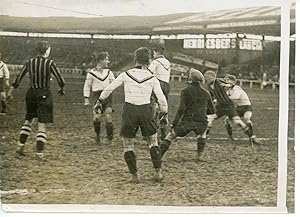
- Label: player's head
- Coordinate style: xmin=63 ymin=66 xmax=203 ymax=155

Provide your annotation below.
xmin=36 ymin=41 xmax=51 ymax=57
xmin=152 ymin=44 xmax=165 ymax=58
xmin=96 ymin=52 xmax=110 ymax=68
xmin=204 ymin=70 xmax=216 ymax=84
xmin=186 ymin=68 xmax=204 ymax=84
xmin=134 ymin=47 xmax=151 ymax=66
xmin=224 ymin=74 xmax=237 ymax=85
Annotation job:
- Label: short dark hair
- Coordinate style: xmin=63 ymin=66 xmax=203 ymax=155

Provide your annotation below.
xmin=152 ymin=44 xmax=165 ymax=54
xmin=36 ymin=41 xmax=50 ymax=54
xmin=134 ymin=47 xmax=151 ymax=65
xmin=97 ymin=52 xmax=109 ymax=62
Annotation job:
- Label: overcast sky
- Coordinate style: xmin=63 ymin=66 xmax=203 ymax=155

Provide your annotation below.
xmin=0 ymin=0 xmax=285 ymax=17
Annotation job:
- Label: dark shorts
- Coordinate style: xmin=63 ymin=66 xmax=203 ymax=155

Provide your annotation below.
xmin=174 ymin=118 xmax=207 ymax=137
xmin=159 ymin=80 xmax=170 ymax=100
xmin=236 ymin=105 xmax=252 ymax=117
xmin=25 ymin=88 xmax=53 ymax=123
xmin=216 ymin=103 xmax=238 ymax=119
xmin=120 ymin=102 xmax=158 ymax=138
xmin=92 ymin=90 xmax=113 ymax=113
xmin=0 ymin=78 xmax=5 ymax=92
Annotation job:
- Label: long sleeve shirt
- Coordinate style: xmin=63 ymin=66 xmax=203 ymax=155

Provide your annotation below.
xmin=148 ymin=56 xmax=171 ymax=83
xmin=0 ymin=61 xmax=9 ymax=79
xmin=12 ymin=56 xmax=65 ymax=89
xmin=99 ymin=66 xmax=168 ymax=113
xmin=83 ymin=68 xmax=115 ymax=98
xmin=207 ymin=79 xmax=233 ymax=105
xmin=172 ymin=82 xmax=215 ymax=126
xmin=227 ymin=85 xmax=251 ymax=106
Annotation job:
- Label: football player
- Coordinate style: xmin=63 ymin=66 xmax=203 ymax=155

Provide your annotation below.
xmin=159 ymin=68 xmax=215 ymax=162
xmin=83 ymin=52 xmax=115 ymax=144
xmin=94 ymin=47 xmax=168 ymax=183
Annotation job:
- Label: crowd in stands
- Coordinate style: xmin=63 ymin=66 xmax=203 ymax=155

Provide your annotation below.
xmin=1 ymin=36 xmax=294 ymax=83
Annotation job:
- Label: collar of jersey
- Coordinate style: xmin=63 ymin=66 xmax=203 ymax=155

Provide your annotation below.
xmin=125 ymin=69 xmax=154 ymax=84
xmin=89 ymin=68 xmax=110 ymax=81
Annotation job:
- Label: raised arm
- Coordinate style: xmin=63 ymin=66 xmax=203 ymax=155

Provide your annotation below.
xmin=206 ymin=92 xmax=216 ymax=115
xmin=99 ymin=72 xmax=124 ymax=101
xmin=152 ymin=78 xmax=168 ymax=114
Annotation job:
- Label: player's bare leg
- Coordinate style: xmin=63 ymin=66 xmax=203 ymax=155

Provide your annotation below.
xmin=123 ymin=137 xmax=139 ymax=183
xmin=159 ymin=114 xmax=169 ymax=141
xmin=147 ymin=133 xmax=163 ymax=182
xmin=206 ymin=114 xmax=217 ymax=139
xmin=196 ymin=130 xmax=207 ymax=162
xmin=105 ymin=107 xmax=113 ymax=143
xmin=16 ymin=119 xmax=33 ymax=155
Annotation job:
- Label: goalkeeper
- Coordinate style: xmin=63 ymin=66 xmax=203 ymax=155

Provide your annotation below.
xmin=159 ymin=68 xmax=215 ymax=162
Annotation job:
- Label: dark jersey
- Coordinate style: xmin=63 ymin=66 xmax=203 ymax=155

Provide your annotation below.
xmin=172 ymin=82 xmax=215 ymax=126
xmin=208 ymin=79 xmax=232 ymax=104
xmin=12 ymin=56 xmax=65 ymax=89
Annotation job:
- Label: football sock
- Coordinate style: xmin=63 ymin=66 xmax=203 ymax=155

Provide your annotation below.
xmin=106 ymin=122 xmax=113 ymax=140
xmin=19 ymin=124 xmax=32 ymax=144
xmin=225 ymin=122 xmax=233 ymax=138
xmin=160 ymin=139 xmax=171 ymax=158
xmin=1 ymin=100 xmax=6 ymax=112
xmin=93 ymin=121 xmax=101 ymax=136
xmin=124 ymin=151 xmax=137 ymax=174
xmin=197 ymin=138 xmax=206 ymax=154
xmin=150 ymin=146 xmax=161 ymax=169
xmin=247 ymin=122 xmax=253 ymax=136
xmin=36 ymin=131 xmax=47 ymax=152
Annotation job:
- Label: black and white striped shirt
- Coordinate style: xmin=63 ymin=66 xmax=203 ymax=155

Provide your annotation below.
xmin=12 ymin=56 xmax=65 ymax=89
xmin=208 ymin=79 xmax=232 ymax=104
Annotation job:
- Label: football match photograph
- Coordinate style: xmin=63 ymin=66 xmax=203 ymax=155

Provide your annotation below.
xmin=0 ymin=0 xmax=296 ymax=215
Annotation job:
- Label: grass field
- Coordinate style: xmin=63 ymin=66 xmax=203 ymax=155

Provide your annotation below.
xmin=0 ymin=75 xmax=295 ymax=212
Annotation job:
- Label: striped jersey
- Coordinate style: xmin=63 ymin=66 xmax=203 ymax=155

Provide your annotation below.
xmin=0 ymin=61 xmax=9 ymax=79
xmin=227 ymin=85 xmax=251 ymax=106
xmin=148 ymin=56 xmax=171 ymax=83
xmin=12 ymin=56 xmax=65 ymax=89
xmin=83 ymin=68 xmax=115 ymax=98
xmin=99 ymin=66 xmax=168 ymax=113
xmin=208 ymin=79 xmax=233 ymax=104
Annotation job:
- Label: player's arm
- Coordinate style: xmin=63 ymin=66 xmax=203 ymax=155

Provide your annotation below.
xmin=50 ymin=61 xmax=65 ymax=95
xmin=172 ymin=90 xmax=186 ymax=127
xmin=206 ymin=92 xmax=216 ymax=115
xmin=83 ymin=72 xmax=93 ymax=105
xmin=99 ymin=72 xmax=124 ymax=101
xmin=148 ymin=61 xmax=157 ymax=74
xmin=11 ymin=62 xmax=28 ymax=89
xmin=152 ymin=77 xmax=168 ymax=114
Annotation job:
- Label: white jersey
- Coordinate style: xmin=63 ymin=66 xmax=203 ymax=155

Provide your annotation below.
xmin=0 ymin=61 xmax=9 ymax=79
xmin=148 ymin=56 xmax=171 ymax=83
xmin=99 ymin=67 xmax=168 ymax=113
xmin=83 ymin=68 xmax=115 ymax=98
xmin=227 ymin=85 xmax=251 ymax=106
